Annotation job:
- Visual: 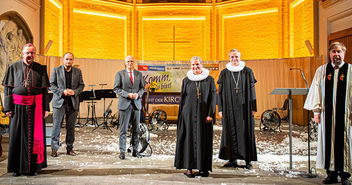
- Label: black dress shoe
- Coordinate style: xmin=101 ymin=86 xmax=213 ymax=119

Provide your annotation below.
xmin=184 ymin=172 xmax=195 ymax=178
xmin=119 ymin=152 xmax=125 ymax=160
xmin=342 ymin=179 xmax=351 ymax=185
xmin=322 ymin=175 xmax=338 ymax=184
xmin=66 ymin=149 xmax=77 ymax=156
xmin=245 ymin=163 xmax=253 ymax=170
xmin=51 ymin=149 xmax=58 ymax=157
xmin=12 ymin=172 xmax=21 ymax=177
xmin=132 ymin=151 xmax=143 ymax=158
xmin=28 ymin=172 xmax=37 ymax=176
xmin=223 ymin=161 xmax=235 ymax=167
xmin=194 ymin=171 xmax=209 ymax=177
xmin=233 ymin=161 xmax=240 ymax=168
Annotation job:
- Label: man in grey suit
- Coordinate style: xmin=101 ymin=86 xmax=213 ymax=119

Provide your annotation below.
xmin=50 ymin=52 xmax=85 ymax=157
xmin=113 ymin=55 xmax=145 ymax=159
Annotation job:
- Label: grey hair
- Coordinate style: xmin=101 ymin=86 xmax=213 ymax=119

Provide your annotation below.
xmin=125 ymin=55 xmax=135 ymax=61
xmin=22 ymin=43 xmax=36 ymax=52
xmin=229 ymin=49 xmax=241 ymax=57
xmin=190 ymin=56 xmax=202 ymax=63
xmin=328 ymin=42 xmax=346 ymax=53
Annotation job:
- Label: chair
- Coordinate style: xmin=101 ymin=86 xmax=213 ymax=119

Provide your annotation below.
xmin=272 ymin=98 xmax=289 ymax=122
xmin=260 ymin=98 xmax=289 ymax=132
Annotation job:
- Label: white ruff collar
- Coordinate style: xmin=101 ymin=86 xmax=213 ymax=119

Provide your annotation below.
xmin=187 ymin=68 xmax=209 ymax=81
xmin=226 ymin=61 xmax=245 ymax=72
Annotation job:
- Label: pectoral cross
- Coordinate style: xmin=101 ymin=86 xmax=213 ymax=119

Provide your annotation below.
xmin=197 ymin=90 xmax=201 ymax=99
xmin=234 ymin=87 xmax=240 ymax=93
xmin=196 ymin=82 xmax=201 ymax=99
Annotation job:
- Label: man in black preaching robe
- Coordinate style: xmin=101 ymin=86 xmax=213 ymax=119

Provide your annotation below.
xmin=304 ymin=42 xmax=351 ymax=185
xmin=218 ymin=49 xmax=257 ymax=169
xmin=2 ymin=43 xmax=50 ymax=176
xmin=175 ymin=56 xmax=216 ymax=178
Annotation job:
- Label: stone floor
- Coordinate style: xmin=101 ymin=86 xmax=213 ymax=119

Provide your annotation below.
xmin=0 ymin=120 xmax=328 ymax=184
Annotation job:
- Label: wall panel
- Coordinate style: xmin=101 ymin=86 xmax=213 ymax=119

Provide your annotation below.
xmin=44 ymin=0 xmax=63 ymax=56
xmin=141 ymin=18 xmax=206 ymax=61
xmin=39 ymin=55 xmax=322 ymax=125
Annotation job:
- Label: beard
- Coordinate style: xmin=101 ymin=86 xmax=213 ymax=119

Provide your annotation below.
xmin=65 ymin=66 xmax=72 ymax=70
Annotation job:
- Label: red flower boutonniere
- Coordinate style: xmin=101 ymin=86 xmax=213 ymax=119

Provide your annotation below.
xmin=327 ymin=73 xmax=332 ymax=81
xmin=340 ymin=74 xmax=345 ymax=81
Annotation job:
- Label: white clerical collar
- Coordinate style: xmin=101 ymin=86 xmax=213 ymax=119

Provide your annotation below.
xmin=331 ymin=61 xmax=345 ymax=68
xmin=226 ymin=61 xmax=245 ymax=72
xmin=187 ymin=68 xmax=209 ymax=81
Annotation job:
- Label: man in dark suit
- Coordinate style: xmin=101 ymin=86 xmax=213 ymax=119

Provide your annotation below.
xmin=113 ymin=55 xmax=145 ymax=159
xmin=50 ymin=52 xmax=85 ymax=157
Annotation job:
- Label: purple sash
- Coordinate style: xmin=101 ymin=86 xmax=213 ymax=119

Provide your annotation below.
xmin=13 ymin=94 xmax=44 ymax=164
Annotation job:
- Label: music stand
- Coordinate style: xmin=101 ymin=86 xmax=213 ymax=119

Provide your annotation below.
xmin=270 ymin=88 xmax=308 ymax=171
xmin=82 ymin=85 xmax=100 ymax=128
xmin=93 ymin=89 xmax=116 ymax=132
xmin=93 ymin=100 xmax=114 ymax=132
xmin=98 ymin=84 xmax=108 ymax=117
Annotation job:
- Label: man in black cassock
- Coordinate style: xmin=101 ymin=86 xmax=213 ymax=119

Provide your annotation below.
xmin=218 ymin=49 xmax=257 ymax=169
xmin=2 ymin=43 xmax=50 ymax=176
xmin=175 ymin=56 xmax=216 ymax=178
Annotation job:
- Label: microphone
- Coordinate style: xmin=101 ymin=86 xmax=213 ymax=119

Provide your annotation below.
xmin=290 ymin=68 xmax=309 ymax=89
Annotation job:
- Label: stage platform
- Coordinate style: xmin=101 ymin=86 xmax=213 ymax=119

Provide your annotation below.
xmin=0 ymin=120 xmax=325 ymax=184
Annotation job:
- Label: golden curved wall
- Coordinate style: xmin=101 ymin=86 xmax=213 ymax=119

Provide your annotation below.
xmin=44 ymin=0 xmax=63 ymax=56
xmin=43 ymin=0 xmax=315 ymax=60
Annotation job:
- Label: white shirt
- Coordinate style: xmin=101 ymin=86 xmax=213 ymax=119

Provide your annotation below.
xmin=126 ymin=69 xmax=134 ymax=82
xmin=331 ymin=61 xmax=345 ymax=69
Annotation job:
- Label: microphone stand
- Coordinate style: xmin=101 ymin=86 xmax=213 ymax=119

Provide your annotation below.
xmin=290 ymin=68 xmax=317 ymax=178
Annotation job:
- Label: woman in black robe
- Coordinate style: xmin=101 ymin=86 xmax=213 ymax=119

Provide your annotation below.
xmin=174 ymin=56 xmax=216 ymax=178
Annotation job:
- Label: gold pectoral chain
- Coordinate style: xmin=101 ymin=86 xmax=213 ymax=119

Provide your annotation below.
xmin=196 ymin=81 xmax=201 ymax=99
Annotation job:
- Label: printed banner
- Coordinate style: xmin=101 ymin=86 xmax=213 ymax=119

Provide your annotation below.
xmin=146 ymin=94 xmax=181 ymax=104
xmin=139 ymin=62 xmax=219 ymax=92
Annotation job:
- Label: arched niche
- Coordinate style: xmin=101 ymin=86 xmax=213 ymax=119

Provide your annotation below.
xmin=0 ymin=11 xmax=33 ymax=91
xmin=0 ymin=11 xmax=33 ymax=63
xmin=0 ymin=11 xmax=33 ymax=43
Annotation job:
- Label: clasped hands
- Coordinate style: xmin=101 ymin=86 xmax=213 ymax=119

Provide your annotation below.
xmin=63 ymin=89 xmax=75 ymax=96
xmin=218 ymin=111 xmax=256 ymax=118
xmin=128 ymin=93 xmax=139 ymax=100
xmin=206 ymin=116 xmax=212 ymax=123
